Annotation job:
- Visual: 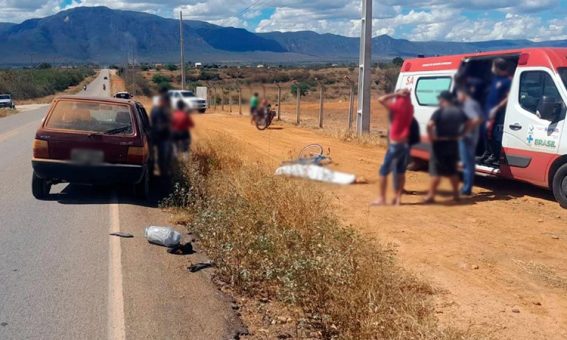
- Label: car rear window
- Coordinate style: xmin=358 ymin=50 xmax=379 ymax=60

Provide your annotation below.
xmin=46 ymin=101 xmax=134 ymax=135
xmin=181 ymin=91 xmax=195 ymax=98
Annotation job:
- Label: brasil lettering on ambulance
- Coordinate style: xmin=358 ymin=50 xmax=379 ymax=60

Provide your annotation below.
xmin=534 ymin=139 xmax=556 ymax=148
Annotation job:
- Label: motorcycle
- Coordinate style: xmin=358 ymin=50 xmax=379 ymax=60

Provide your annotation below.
xmin=103 ymin=84 xmax=106 ymax=91
xmin=83 ymin=85 xmax=87 ymax=91
xmin=255 ymin=105 xmax=277 ymax=131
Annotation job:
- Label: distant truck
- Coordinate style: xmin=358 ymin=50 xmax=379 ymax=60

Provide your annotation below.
xmin=0 ymin=94 xmax=15 ymax=109
xmin=168 ymin=90 xmax=207 ymax=113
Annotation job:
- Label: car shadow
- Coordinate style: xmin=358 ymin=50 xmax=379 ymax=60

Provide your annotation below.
xmin=48 ymin=176 xmax=174 ymax=208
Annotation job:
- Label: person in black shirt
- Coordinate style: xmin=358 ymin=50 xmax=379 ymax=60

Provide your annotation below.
xmin=424 ymin=91 xmax=471 ymax=204
xmin=151 ymin=88 xmax=173 ymax=177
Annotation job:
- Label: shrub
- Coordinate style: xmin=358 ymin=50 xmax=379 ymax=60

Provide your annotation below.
xmin=163 ymin=135 xmax=464 ymax=339
xmin=290 ymin=82 xmax=310 ymax=96
xmin=0 ymin=67 xmax=95 ymax=100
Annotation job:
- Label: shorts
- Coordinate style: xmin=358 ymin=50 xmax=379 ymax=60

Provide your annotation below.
xmin=172 ymin=131 xmax=191 ymax=153
xmin=380 ymin=143 xmax=409 ymax=177
xmin=430 ymin=141 xmax=459 ymax=177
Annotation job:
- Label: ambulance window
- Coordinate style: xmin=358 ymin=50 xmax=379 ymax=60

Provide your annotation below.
xmin=519 ymin=71 xmax=562 ymax=116
xmin=559 ymin=68 xmax=567 ymax=89
xmin=415 ymin=77 xmax=452 ymax=106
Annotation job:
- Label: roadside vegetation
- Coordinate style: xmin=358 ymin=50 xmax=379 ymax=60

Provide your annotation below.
xmin=163 ymin=135 xmax=465 ymax=339
xmin=117 ymin=67 xmax=154 ymax=97
xmin=0 ymin=66 xmax=95 ymax=100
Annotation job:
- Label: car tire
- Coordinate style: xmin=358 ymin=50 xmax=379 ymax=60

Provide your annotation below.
xmin=32 ymin=172 xmax=51 ymax=200
xmin=552 ymin=163 xmax=567 ymax=208
xmin=199 ymin=109 xmax=206 ymax=114
xmin=134 ymin=171 xmax=150 ymax=200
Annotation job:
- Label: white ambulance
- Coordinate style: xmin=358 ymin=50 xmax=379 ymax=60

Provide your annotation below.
xmin=397 ymin=48 xmax=567 ymax=207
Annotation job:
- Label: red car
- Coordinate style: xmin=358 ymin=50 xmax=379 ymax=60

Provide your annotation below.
xmin=32 ymin=96 xmax=153 ymax=200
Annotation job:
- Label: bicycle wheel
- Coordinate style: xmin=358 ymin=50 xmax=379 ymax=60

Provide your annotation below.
xmin=255 ymin=117 xmax=269 ymax=131
xmin=299 ymin=144 xmax=324 ymax=160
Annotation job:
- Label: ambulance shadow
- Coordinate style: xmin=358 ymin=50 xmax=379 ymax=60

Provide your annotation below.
xmin=468 ymin=177 xmax=555 ymax=204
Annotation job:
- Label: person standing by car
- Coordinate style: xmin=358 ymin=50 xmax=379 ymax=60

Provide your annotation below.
xmin=372 ymin=88 xmax=414 ymax=206
xmin=424 ymin=91 xmax=471 ymax=204
xmin=151 ymin=89 xmax=173 ymax=177
xmin=171 ymin=100 xmax=194 ymax=161
xmin=457 ymin=85 xmax=483 ymax=196
xmin=250 ymin=92 xmax=259 ymax=124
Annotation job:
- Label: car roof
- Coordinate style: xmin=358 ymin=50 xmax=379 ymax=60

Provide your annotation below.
xmin=402 ymin=47 xmax=567 ymax=73
xmin=55 ymin=95 xmax=135 ymax=106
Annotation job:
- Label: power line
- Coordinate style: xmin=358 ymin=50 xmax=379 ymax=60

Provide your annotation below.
xmin=237 ymin=0 xmax=269 ymax=18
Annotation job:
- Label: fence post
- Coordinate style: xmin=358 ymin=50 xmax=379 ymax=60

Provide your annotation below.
xmin=317 ymin=80 xmax=324 ymax=129
xmin=229 ymin=88 xmax=233 ymax=113
xmin=276 ymin=83 xmax=281 ymax=121
xmin=295 ymin=82 xmax=301 ymax=125
xmin=262 ymin=84 xmax=266 ymax=99
xmin=213 ymin=87 xmax=217 ymax=111
xmin=238 ymin=86 xmax=242 ymax=115
xmin=221 ymin=88 xmax=225 ymax=111
xmin=345 ymin=76 xmax=355 ymax=130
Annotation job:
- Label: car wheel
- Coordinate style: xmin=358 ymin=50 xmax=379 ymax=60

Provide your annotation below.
xmin=32 ymin=172 xmax=51 ymax=200
xmin=134 ymin=171 xmax=150 ymax=200
xmin=552 ymin=163 xmax=567 ymax=208
xmin=199 ymin=109 xmax=206 ymax=114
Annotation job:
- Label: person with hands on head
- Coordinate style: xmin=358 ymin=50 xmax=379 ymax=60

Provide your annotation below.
xmin=372 ymin=88 xmax=414 ymax=206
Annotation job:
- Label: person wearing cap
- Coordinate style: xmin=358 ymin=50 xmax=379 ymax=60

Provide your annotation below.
xmin=457 ymin=85 xmax=484 ymax=196
xmin=424 ymin=91 xmax=472 ymax=203
xmin=372 ymin=88 xmax=414 ymax=206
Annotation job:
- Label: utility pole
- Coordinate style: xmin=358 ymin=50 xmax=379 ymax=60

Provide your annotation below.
xmin=179 ymin=11 xmax=186 ymax=90
xmin=356 ymin=0 xmax=372 ymax=135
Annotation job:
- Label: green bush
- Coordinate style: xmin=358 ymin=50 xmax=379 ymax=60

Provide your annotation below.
xmin=0 ymin=67 xmax=95 ymax=100
xmin=290 ymin=82 xmax=310 ymax=97
xmin=152 ymin=73 xmax=171 ymax=85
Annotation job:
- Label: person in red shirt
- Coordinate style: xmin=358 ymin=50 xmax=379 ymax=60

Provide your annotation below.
xmin=372 ymin=89 xmax=414 ymax=206
xmin=171 ymin=100 xmax=195 ymax=161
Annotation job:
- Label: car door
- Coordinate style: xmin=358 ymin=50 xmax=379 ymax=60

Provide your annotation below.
xmin=502 ymin=68 xmax=567 ymax=186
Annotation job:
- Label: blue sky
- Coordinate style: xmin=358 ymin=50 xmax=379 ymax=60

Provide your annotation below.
xmin=2 ymin=0 xmax=567 ymax=41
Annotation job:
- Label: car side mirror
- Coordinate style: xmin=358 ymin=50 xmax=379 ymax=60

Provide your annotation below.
xmin=537 ymin=96 xmax=564 ymax=122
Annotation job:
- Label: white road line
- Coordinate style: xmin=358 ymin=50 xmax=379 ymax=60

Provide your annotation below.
xmin=108 ymin=194 xmax=126 ymax=340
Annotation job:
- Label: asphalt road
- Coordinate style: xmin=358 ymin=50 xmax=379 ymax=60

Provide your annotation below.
xmin=0 ymin=70 xmax=239 ymax=339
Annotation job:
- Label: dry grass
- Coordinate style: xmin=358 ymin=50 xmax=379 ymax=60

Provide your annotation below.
xmin=163 ymin=134 xmax=466 ymax=339
xmin=0 ymin=108 xmax=17 ymax=118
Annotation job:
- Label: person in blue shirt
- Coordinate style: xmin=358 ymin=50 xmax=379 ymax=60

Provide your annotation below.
xmin=479 ymin=58 xmax=512 ymax=166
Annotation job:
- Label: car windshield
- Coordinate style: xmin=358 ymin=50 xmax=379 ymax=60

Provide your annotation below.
xmin=559 ymin=68 xmax=567 ymax=90
xmin=46 ymin=101 xmax=133 ymax=135
xmin=181 ymin=91 xmax=195 ymax=98
xmin=0 ymin=95 xmax=10 ymax=100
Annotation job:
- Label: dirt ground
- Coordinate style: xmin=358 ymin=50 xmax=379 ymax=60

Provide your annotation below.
xmin=193 ymin=112 xmax=567 ymax=340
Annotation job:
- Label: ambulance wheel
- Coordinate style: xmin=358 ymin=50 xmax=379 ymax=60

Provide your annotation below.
xmin=552 ymin=163 xmax=567 ymax=208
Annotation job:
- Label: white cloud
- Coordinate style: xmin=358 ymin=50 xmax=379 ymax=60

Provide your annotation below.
xmin=0 ymin=0 xmax=565 ymax=42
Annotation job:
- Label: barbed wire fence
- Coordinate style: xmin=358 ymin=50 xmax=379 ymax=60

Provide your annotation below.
xmin=204 ymin=80 xmax=383 ymax=132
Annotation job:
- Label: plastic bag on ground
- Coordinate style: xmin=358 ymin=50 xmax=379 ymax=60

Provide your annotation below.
xmin=145 ymin=226 xmax=182 ymax=248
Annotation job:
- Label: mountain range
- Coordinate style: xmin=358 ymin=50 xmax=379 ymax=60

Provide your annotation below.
xmin=0 ymin=6 xmax=566 ymax=65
